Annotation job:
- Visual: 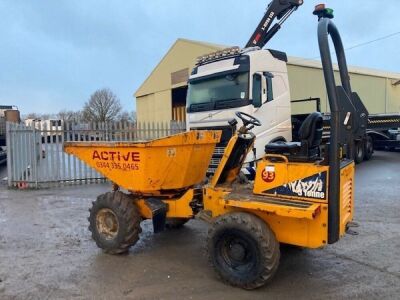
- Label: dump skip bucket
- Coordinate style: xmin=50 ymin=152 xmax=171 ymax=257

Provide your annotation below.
xmin=64 ymin=130 xmax=221 ymax=193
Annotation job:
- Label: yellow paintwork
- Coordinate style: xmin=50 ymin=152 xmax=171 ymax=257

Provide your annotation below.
xmin=202 ymin=187 xmax=329 ymax=248
xmin=201 ymin=141 xmax=354 ymax=248
xmin=222 ymin=199 xmax=321 ymax=220
xmin=339 ymin=163 xmax=355 ymax=237
xmin=65 ymin=124 xmax=355 ymax=249
xmin=136 ymin=189 xmax=195 ymax=219
xmin=132 ymin=130 xmax=353 ymax=249
xmin=253 ymin=154 xmax=329 ymax=203
xmin=64 ymin=130 xmax=221 ymax=194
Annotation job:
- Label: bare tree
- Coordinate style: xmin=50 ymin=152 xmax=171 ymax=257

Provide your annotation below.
xmin=57 ymin=110 xmax=82 ymax=122
xmin=118 ymin=111 xmax=136 ymax=123
xmin=82 ymin=88 xmax=122 ymax=122
xmin=58 ymin=110 xmax=73 ymax=121
xmin=22 ymin=113 xmax=56 ymax=121
xmin=40 ymin=113 xmax=52 ymax=120
xmin=24 ymin=113 xmax=40 ymax=120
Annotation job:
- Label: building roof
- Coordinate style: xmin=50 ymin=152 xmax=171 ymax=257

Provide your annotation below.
xmin=287 ymin=56 xmax=400 ymax=80
xmin=135 ymin=38 xmax=400 ymax=97
xmin=177 ymin=38 xmax=230 ymax=50
xmin=134 ymin=39 xmax=229 ymax=97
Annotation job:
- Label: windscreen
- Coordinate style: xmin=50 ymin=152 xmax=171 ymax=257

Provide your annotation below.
xmin=187 ymin=72 xmax=249 ymax=112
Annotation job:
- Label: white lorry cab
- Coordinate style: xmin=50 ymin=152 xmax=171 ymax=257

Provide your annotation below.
xmin=187 ymin=47 xmax=293 ymax=171
xmin=186 ymin=0 xmax=304 ymax=173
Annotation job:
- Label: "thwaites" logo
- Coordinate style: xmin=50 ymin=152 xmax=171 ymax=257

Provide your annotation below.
xmin=263 ymin=172 xmax=327 ymax=200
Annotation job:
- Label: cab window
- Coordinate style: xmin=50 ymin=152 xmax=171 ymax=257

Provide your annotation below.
xmin=264 ymin=73 xmax=274 ymax=103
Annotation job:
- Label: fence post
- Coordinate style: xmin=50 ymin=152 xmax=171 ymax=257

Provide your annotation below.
xmin=6 ymin=122 xmax=11 ymax=187
xmin=148 ymin=122 xmax=151 ymax=140
xmin=55 ymin=120 xmax=61 ymax=185
xmin=32 ymin=123 xmax=39 ymax=188
xmin=151 ymin=121 xmax=155 ymax=140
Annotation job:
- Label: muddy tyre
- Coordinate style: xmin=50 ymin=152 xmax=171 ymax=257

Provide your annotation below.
xmin=165 ymin=218 xmax=190 ymax=229
xmin=354 ymin=141 xmax=365 ymax=164
xmin=207 ymin=212 xmax=280 ymax=290
xmin=364 ymin=136 xmax=374 ymax=161
xmin=88 ymin=191 xmax=141 ymax=254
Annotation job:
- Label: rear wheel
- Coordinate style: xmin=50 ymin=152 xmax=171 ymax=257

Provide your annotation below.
xmin=88 ymin=191 xmax=141 ymax=254
xmin=207 ymin=212 xmax=280 ymax=290
xmin=364 ymin=136 xmax=374 ymax=161
xmin=354 ymin=141 xmax=365 ymax=164
xmin=165 ymin=218 xmax=190 ymax=229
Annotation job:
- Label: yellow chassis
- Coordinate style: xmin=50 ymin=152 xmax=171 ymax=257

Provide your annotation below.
xmin=135 ymin=134 xmax=354 ymax=249
xmin=65 ymin=130 xmax=354 ymax=249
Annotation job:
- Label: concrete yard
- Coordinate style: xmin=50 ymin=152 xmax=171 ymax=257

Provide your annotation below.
xmin=0 ymin=151 xmax=399 ymax=300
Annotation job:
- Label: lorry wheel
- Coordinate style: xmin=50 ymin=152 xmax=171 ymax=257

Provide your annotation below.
xmin=207 ymin=212 xmax=280 ymax=290
xmin=165 ymin=218 xmax=190 ymax=229
xmin=88 ymin=191 xmax=141 ymax=254
xmin=364 ymin=136 xmax=374 ymax=161
xmin=354 ymin=141 xmax=365 ymax=164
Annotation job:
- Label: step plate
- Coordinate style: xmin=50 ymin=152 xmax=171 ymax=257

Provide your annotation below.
xmin=223 ymin=191 xmax=320 ymax=220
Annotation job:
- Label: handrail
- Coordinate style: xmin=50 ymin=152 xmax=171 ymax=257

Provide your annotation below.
xmin=263 ymin=154 xmax=289 ymax=163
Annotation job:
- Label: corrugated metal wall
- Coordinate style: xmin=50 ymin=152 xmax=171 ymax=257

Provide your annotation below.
xmin=288 ymin=64 xmax=400 ymax=114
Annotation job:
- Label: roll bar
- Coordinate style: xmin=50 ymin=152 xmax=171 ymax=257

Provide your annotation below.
xmin=317 ymin=11 xmax=355 ymax=244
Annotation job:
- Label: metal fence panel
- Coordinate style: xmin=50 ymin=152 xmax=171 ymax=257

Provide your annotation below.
xmin=6 ymin=120 xmax=186 ymax=188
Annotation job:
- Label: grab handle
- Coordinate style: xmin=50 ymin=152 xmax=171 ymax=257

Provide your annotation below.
xmin=262 ymin=154 xmax=289 ymax=163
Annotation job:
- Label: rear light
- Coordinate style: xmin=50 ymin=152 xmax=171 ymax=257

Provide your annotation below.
xmin=314 ymin=4 xmax=326 ymax=12
xmin=313 ymin=4 xmax=334 ymax=19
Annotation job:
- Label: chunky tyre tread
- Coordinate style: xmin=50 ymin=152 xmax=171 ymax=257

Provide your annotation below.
xmin=207 ymin=212 xmax=280 ymax=290
xmin=88 ymin=191 xmax=141 ymax=255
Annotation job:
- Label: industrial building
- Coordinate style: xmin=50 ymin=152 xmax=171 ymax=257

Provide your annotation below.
xmin=135 ymin=38 xmax=400 ymax=123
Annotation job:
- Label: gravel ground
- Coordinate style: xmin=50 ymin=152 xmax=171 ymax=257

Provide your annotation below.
xmin=0 ymin=151 xmax=399 ymax=300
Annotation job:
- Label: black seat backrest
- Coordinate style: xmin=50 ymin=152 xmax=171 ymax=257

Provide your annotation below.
xmin=298 ymin=112 xmax=323 ymax=148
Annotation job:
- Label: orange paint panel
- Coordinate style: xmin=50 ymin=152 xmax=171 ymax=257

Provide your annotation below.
xmin=64 ymin=131 xmax=221 ymax=193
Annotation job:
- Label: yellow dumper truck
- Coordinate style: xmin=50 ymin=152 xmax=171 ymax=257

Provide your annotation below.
xmin=65 ymin=8 xmax=360 ymax=289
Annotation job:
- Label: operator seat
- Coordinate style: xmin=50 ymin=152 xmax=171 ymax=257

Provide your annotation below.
xmin=265 ymin=112 xmax=323 ymax=161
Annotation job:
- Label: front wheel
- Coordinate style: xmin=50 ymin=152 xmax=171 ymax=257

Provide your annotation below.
xmin=207 ymin=212 xmax=280 ymax=290
xmin=88 ymin=191 xmax=142 ymax=254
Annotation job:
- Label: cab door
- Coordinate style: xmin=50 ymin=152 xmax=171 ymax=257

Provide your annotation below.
xmin=251 ymin=73 xmax=278 ymax=158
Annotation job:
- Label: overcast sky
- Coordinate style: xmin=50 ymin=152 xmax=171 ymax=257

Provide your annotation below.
xmin=0 ymin=0 xmax=399 ymax=115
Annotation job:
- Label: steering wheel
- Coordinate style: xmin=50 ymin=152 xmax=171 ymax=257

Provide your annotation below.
xmin=235 ymin=111 xmax=262 ymax=127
